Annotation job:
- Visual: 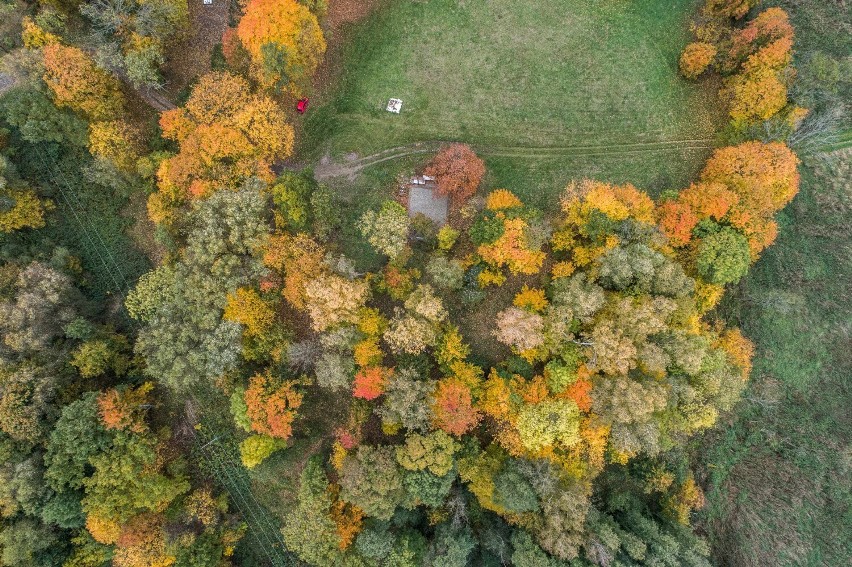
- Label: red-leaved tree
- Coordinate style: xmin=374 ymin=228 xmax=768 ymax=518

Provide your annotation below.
xmin=424 ymin=144 xmax=486 ymax=202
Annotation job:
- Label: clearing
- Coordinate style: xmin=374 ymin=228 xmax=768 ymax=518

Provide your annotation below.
xmin=301 ymin=0 xmax=723 ymax=202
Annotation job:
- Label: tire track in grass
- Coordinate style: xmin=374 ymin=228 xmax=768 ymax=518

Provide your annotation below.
xmin=313 ymin=138 xmax=716 ymax=179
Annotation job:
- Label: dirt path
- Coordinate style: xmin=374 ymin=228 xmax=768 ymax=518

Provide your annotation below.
xmin=134 ymin=86 xmax=177 ymax=112
xmin=313 ymin=137 xmax=717 ymax=180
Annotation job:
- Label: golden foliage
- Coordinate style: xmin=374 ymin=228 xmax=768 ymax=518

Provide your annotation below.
xmin=157 ymin=72 xmax=293 ymax=202
xmin=237 ymin=0 xmax=326 ymax=93
xmin=485 ymin=189 xmax=523 ymax=211
xmin=88 ymin=120 xmax=143 ymax=171
xmin=21 ymin=16 xmax=59 ymax=48
xmin=680 ymin=42 xmax=717 ymax=79
xmin=42 ymin=43 xmax=125 ymax=121
xmin=513 ymin=286 xmax=548 ymax=312
xmin=0 ymin=187 xmax=49 ymax=233
xmin=223 ymin=287 xmax=275 ymax=338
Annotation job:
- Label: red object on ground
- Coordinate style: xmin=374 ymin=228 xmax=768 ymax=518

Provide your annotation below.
xmin=296 ymin=98 xmax=309 ymax=113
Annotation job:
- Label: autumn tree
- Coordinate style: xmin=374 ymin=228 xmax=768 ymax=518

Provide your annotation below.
xmin=237 ymin=0 xmax=326 ymax=93
xmin=97 ymin=383 xmax=154 ymax=434
xmin=87 ymin=120 xmax=143 ymax=171
xmin=431 ymin=378 xmax=480 ymax=436
xmin=495 ymin=307 xmax=545 ymax=353
xmin=243 ymin=371 xmax=303 ymax=440
xmin=42 ymin=44 xmax=125 ymax=121
xmin=424 ymin=143 xmax=486 ymax=202
xmin=154 ymin=72 xmax=293 ymax=209
xmin=680 ymin=42 xmax=717 ymax=79
xmin=699 ymin=140 xmax=799 ymax=256
xmin=353 ymin=366 xmax=394 ymax=400
xmin=304 ymin=273 xmax=370 ymax=332
xmin=395 ymin=431 xmax=458 ymax=477
xmin=705 ymin=0 xmax=760 ymax=19
xmin=240 ymin=434 xmax=286 ymax=468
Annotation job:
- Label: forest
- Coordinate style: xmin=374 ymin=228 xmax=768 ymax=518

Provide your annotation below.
xmin=0 ymin=0 xmax=849 ymax=566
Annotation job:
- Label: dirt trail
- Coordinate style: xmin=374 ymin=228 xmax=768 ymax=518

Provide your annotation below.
xmin=313 ymin=138 xmax=717 ymax=180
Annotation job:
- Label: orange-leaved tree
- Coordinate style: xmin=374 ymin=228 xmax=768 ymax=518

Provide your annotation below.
xmin=97 ymin=382 xmax=154 ymax=434
xmin=243 ymin=371 xmax=303 ymax=441
xmin=152 ymin=72 xmax=293 ymax=220
xmin=353 ymin=366 xmax=394 ymax=401
xmin=660 ymin=141 xmax=799 ymax=259
xmin=42 ymin=43 xmax=125 ymax=121
xmin=237 ymin=0 xmax=326 ymax=93
xmin=679 ymin=42 xmax=717 ymax=79
xmin=431 ymin=378 xmax=480 ymax=436
xmin=424 ymin=143 xmax=486 ymax=202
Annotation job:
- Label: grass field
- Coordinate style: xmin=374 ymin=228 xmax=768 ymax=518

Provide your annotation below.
xmin=696 ymin=2 xmax=852 ymax=564
xmin=303 ymin=0 xmax=723 ymax=198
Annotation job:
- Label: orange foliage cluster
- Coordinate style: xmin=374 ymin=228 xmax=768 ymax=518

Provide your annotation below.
xmin=485 ymin=189 xmax=523 ymax=211
xmin=352 ymin=366 xmax=394 ymax=400
xmin=97 ymin=383 xmax=154 ymax=433
xmin=559 ymin=376 xmax=593 ymax=413
xmin=561 ymin=180 xmax=655 ymax=225
xmin=155 ymin=72 xmax=293 ymax=205
xmin=424 ymin=143 xmax=486 ymax=202
xmin=477 ymin=190 xmax=546 ymax=276
xmin=725 ymin=8 xmax=795 ymax=125
xmin=42 ymin=44 xmax=125 ymax=121
xmin=659 ymin=141 xmax=798 ymax=258
xmin=477 ymin=216 xmax=545 ymax=275
xmin=113 ymin=513 xmax=174 ymax=567
xmin=431 ymin=378 xmax=480 ymax=436
xmin=679 ymin=42 xmax=717 ymax=79
xmin=699 ymin=141 xmax=799 ymax=256
xmin=244 ymin=371 xmax=303 ymax=440
xmin=328 ymin=485 xmax=364 ymax=550
xmin=683 ymin=6 xmax=796 ymax=127
xmin=221 ymin=27 xmax=242 ymax=66
xmin=715 ymin=328 xmax=755 ymax=380
xmin=237 ymin=0 xmax=326 ymax=92
xmin=729 ymin=7 xmax=794 ymax=64
xmin=263 ymin=233 xmax=325 ymax=309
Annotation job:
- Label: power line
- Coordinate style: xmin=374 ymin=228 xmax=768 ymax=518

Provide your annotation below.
xmin=26 ymin=141 xmax=294 ymax=565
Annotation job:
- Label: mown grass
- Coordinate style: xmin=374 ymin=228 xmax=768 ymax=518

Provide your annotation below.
xmin=303 ymin=0 xmax=722 ymax=195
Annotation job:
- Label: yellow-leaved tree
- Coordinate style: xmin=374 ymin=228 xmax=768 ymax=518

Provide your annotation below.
xmin=237 ymin=0 xmax=326 ymax=93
